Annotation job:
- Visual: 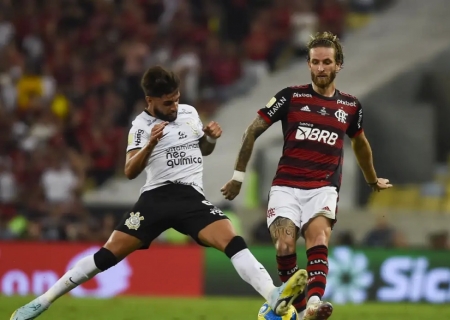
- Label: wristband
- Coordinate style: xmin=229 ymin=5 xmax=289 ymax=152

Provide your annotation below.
xmin=206 ymin=136 xmax=216 ymax=143
xmin=232 ymin=170 xmax=245 ymax=183
xmin=368 ymin=179 xmax=378 ymax=186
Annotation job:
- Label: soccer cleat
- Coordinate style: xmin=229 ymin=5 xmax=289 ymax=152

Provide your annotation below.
xmin=10 ymin=298 xmax=49 ymax=320
xmin=268 ymin=269 xmax=308 ymax=316
xmin=302 ymin=301 xmax=333 ymax=320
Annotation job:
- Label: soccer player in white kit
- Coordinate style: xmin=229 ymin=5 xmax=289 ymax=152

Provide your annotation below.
xmin=11 ymin=66 xmax=307 ymax=320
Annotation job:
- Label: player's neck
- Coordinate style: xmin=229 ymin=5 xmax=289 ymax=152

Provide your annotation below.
xmin=312 ymin=83 xmax=336 ymax=98
xmin=145 ymin=107 xmax=156 ymax=118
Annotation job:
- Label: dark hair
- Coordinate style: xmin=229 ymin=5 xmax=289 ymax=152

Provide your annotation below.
xmin=141 ymin=66 xmax=180 ymax=97
xmin=307 ymin=31 xmax=344 ymax=67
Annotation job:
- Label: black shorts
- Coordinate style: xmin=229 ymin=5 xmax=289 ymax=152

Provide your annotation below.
xmin=115 ymin=183 xmax=229 ymax=249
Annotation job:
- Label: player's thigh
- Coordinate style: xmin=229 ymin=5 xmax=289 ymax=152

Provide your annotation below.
xmin=173 ymin=198 xmax=232 ymax=249
xmin=267 ymin=186 xmax=302 ymax=230
xmin=299 ymin=186 xmax=338 ymax=233
xmin=115 ymin=191 xmax=171 ymax=250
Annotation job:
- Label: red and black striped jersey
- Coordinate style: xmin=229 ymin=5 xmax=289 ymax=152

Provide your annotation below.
xmin=257 ymin=84 xmax=363 ymax=191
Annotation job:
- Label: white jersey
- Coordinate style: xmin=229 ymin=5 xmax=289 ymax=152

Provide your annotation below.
xmin=126 ymin=104 xmax=205 ymax=195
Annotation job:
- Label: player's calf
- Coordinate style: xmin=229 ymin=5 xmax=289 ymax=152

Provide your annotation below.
xmin=44 ymin=247 xmax=118 ymax=303
xmin=224 ymin=236 xmax=280 ymax=305
xmin=302 ymin=217 xmax=333 ymax=320
xmin=271 ymin=218 xmax=299 ymax=284
xmin=10 ymin=247 xmax=120 ymax=320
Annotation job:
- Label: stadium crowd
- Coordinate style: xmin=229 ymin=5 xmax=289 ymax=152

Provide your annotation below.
xmin=0 ymin=0 xmax=380 ymax=242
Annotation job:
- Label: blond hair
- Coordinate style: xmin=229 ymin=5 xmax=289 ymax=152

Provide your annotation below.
xmin=307 ymin=32 xmax=344 ymax=66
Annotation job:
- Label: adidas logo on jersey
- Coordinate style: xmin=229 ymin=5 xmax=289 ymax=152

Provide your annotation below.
xmin=300 ymin=106 xmax=311 ymax=112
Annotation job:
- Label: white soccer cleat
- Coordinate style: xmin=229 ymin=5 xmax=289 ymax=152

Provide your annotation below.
xmin=10 ymin=297 xmax=49 ymax=320
xmin=302 ymin=300 xmax=333 ymax=320
xmin=268 ymin=269 xmax=308 ymax=315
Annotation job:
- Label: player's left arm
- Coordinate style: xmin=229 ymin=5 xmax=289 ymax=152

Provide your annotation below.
xmin=350 ymin=132 xmax=378 ymax=184
xmin=348 ymin=103 xmax=392 ymax=191
xmin=199 ymin=121 xmax=222 ymax=156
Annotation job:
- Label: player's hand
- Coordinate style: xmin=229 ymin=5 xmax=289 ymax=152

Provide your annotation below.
xmin=369 ymin=178 xmax=393 ymax=192
xmin=148 ymin=122 xmax=169 ymax=147
xmin=203 ymin=121 xmax=222 ymax=140
xmin=221 ymin=179 xmax=242 ymax=200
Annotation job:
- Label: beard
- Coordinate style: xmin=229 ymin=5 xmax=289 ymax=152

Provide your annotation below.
xmin=154 ymin=108 xmax=177 ymax=122
xmin=311 ymin=71 xmax=337 ymax=88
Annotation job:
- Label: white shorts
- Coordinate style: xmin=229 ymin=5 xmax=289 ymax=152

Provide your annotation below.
xmin=266 ymin=185 xmax=338 ymax=232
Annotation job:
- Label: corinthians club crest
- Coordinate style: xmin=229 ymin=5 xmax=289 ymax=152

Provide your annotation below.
xmin=125 ymin=212 xmax=144 ymax=230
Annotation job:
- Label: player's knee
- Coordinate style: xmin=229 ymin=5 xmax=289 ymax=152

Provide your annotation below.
xmin=275 ymin=238 xmax=296 ymax=256
xmin=93 ymin=247 xmax=118 ymax=272
xmin=305 ymin=230 xmax=330 ymax=246
xmin=306 ymin=232 xmax=329 ymax=247
xmin=304 ymin=217 xmax=332 ymax=247
xmin=224 ymin=236 xmax=248 ymax=259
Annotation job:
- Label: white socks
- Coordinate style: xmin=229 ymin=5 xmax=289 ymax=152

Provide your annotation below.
xmin=42 ymin=255 xmax=101 ymax=304
xmin=307 ymin=295 xmax=321 ymax=306
xmin=230 ymin=249 xmax=276 ymax=300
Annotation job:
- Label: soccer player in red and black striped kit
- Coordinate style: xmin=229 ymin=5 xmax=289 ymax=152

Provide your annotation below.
xmin=222 ymin=32 xmax=392 ymax=320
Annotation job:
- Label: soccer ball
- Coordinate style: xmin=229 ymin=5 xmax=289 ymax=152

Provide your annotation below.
xmin=257 ymin=302 xmax=298 ymax=320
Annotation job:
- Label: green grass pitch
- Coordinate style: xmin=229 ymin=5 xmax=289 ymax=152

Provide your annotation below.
xmin=2 ymin=296 xmax=450 ymax=320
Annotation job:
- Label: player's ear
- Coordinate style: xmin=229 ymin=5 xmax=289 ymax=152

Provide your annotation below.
xmin=145 ymin=96 xmax=153 ymax=107
xmin=336 ymin=64 xmax=342 ymax=73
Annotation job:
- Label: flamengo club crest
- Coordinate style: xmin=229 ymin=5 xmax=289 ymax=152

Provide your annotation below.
xmin=335 ymin=109 xmax=348 ymax=123
xmin=125 ymin=212 xmax=144 ymax=230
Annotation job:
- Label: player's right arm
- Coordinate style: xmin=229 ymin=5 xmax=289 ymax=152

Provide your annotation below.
xmin=234 ymin=115 xmax=270 ymax=172
xmin=221 ymin=87 xmax=291 ymax=200
xmin=124 ymin=122 xmax=168 ymax=180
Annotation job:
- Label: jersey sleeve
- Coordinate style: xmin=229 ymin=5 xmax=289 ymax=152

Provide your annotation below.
xmin=195 ymin=112 xmax=205 ymax=139
xmin=257 ymin=87 xmax=291 ymax=124
xmin=189 ymin=106 xmax=205 ymax=139
xmin=127 ymin=123 xmax=150 ymax=152
xmin=346 ymin=101 xmax=364 ymax=138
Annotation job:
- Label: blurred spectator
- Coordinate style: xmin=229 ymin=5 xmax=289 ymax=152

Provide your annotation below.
xmin=207 ymin=41 xmax=244 ymax=103
xmin=172 ymin=44 xmax=201 ymax=105
xmin=0 ymin=157 xmax=18 ymax=219
xmin=291 ymin=0 xmax=318 ymax=57
xmin=244 ymin=18 xmax=272 ymax=79
xmin=428 ymin=231 xmax=449 ymax=250
xmin=350 ymin=0 xmax=376 ymax=13
xmin=362 ymin=217 xmax=400 ymax=248
xmin=335 ymin=230 xmax=356 ymax=246
xmin=317 ymin=0 xmax=347 ymax=39
xmin=40 ymin=149 xmax=80 ymax=205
